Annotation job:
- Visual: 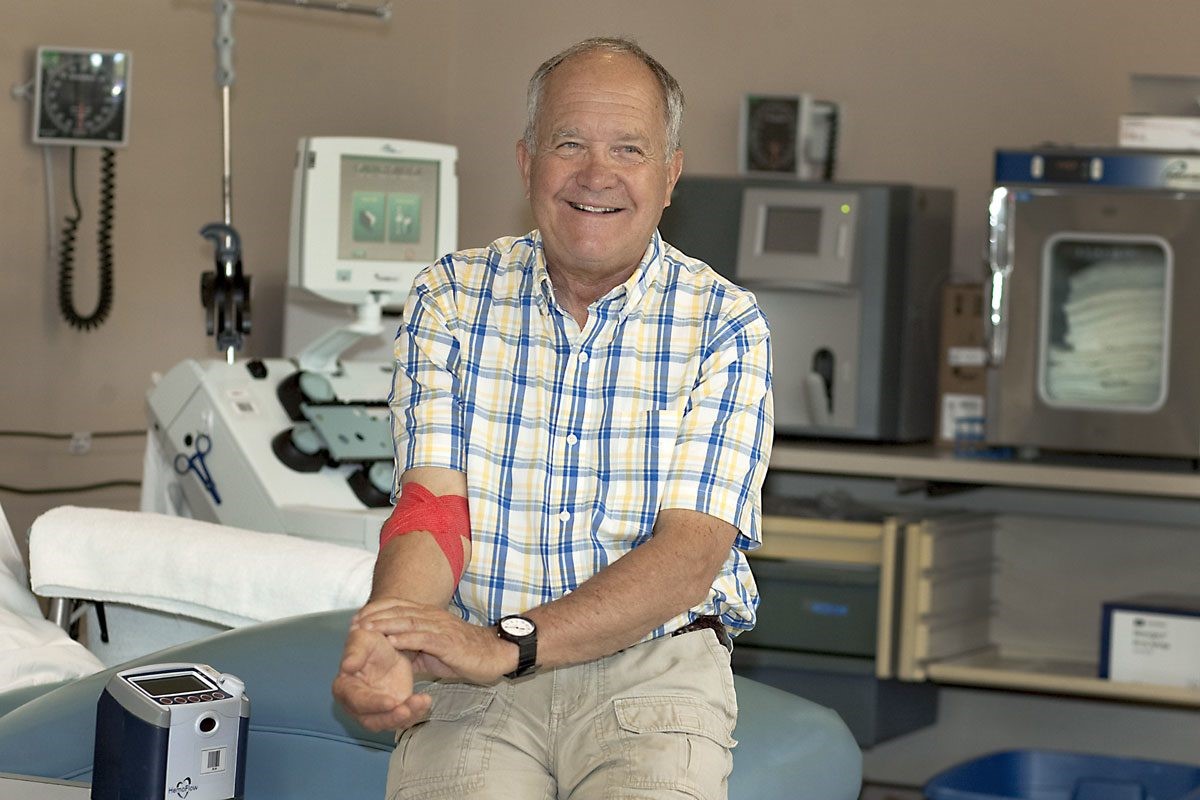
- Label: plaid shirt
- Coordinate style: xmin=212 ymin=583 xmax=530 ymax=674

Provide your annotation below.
xmin=391 ymin=229 xmax=773 ymax=639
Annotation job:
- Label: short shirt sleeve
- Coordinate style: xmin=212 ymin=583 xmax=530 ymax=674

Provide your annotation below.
xmin=658 ymin=301 xmax=773 ymax=551
xmin=389 ymin=264 xmax=467 ymax=491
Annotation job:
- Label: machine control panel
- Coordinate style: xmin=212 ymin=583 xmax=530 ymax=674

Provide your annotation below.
xmin=996 ymin=146 xmax=1200 ymax=191
xmin=147 ymin=358 xmax=392 ymax=548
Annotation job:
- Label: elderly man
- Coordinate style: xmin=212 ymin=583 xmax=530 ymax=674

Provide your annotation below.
xmin=334 ymin=36 xmax=773 ymax=800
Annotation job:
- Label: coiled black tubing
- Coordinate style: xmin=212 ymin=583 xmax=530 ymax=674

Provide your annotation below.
xmin=58 ymin=146 xmax=116 ymax=330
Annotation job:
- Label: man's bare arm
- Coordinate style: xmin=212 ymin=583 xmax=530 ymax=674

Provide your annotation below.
xmin=365 ymin=466 xmax=470 ymax=605
xmin=332 ymin=466 xmax=476 ymax=731
xmin=358 ymin=507 xmax=738 ymax=679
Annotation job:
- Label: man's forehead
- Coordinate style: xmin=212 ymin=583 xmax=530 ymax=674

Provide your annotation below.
xmin=544 ymin=51 xmax=663 ymax=108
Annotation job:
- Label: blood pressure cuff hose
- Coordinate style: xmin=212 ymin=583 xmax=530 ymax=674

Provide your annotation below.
xmin=379 ymin=482 xmax=471 ymax=584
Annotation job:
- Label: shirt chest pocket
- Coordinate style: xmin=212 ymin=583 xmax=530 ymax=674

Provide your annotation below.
xmin=598 ymin=406 xmax=680 ymax=486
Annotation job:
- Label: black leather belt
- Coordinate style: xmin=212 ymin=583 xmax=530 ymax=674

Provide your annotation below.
xmin=672 ymin=614 xmax=732 ymax=651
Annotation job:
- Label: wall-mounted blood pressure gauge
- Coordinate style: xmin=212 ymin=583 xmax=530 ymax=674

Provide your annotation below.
xmin=33 ymin=46 xmax=131 ymax=146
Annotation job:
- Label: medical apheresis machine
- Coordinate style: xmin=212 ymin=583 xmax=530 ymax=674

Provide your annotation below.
xmin=146 ymin=137 xmax=457 ymax=549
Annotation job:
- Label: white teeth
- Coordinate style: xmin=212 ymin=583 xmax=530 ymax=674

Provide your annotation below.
xmin=569 ymin=202 xmax=619 ymax=213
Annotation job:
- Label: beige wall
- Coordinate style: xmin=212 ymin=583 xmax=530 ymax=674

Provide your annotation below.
xmin=2 ymin=0 xmax=1199 ymax=538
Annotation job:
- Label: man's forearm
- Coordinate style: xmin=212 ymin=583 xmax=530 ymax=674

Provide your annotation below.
xmin=352 ymin=508 xmax=738 ymax=684
xmin=522 ymin=508 xmax=737 ymax=670
xmin=369 ymin=530 xmax=463 ymax=607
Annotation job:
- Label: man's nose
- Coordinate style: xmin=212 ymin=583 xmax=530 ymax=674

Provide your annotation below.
xmin=575 ymin=149 xmax=619 ymax=191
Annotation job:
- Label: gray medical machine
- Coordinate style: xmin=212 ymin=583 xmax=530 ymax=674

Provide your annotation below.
xmin=659 ymin=176 xmax=953 ymax=441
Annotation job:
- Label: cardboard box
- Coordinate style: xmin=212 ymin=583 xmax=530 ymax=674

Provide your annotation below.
xmin=935 ymin=284 xmax=987 ymax=446
xmin=1100 ymin=594 xmax=1200 ymax=689
xmin=1119 ymin=114 xmax=1200 ymax=151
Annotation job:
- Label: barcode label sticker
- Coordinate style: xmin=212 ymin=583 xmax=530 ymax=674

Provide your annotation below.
xmin=201 ymin=747 xmax=227 ymax=774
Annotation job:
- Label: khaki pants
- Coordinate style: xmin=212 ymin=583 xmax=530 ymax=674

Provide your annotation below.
xmin=385 ymin=628 xmax=738 ymax=800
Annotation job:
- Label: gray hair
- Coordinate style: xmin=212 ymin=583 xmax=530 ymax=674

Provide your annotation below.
xmin=523 ymin=36 xmax=685 ymax=161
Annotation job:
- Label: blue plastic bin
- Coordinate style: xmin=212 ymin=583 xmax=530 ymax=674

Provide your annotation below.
xmin=924 ymin=750 xmax=1200 ymax=800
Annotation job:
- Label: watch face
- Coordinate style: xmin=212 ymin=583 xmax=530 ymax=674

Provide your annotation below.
xmin=500 ymin=617 xmax=535 ymax=637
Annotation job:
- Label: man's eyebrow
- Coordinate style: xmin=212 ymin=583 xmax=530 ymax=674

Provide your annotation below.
xmin=546 ymin=129 xmax=652 ymax=143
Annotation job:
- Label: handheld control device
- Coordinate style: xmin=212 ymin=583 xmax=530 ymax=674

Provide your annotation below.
xmin=92 ymin=663 xmax=249 ymax=800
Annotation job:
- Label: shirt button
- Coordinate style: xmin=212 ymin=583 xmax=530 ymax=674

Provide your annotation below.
xmin=566 ymin=434 xmax=578 ymax=446
xmin=558 ymin=510 xmax=571 ymax=523
xmin=577 ymin=351 xmax=590 ymax=363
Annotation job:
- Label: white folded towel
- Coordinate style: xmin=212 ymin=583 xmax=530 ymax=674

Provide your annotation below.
xmin=0 ymin=502 xmax=104 ymax=690
xmin=29 ymin=506 xmax=374 ymax=628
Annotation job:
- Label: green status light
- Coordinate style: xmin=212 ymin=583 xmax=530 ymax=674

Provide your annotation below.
xmin=840 ymin=203 xmax=852 ymax=214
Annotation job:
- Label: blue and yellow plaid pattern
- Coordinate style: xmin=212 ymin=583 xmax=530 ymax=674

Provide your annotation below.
xmin=391 ymin=230 xmax=773 ymax=638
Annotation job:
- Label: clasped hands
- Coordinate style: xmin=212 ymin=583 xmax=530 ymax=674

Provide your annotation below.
xmin=332 ymin=598 xmax=516 ymax=733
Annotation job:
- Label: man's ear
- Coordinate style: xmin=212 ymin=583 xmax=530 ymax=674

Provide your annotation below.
xmin=516 ymin=138 xmax=533 ymax=199
xmin=663 ymin=148 xmax=684 ymax=207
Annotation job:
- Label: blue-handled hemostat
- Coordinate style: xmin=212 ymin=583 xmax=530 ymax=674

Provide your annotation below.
xmin=174 ymin=434 xmax=222 ymax=505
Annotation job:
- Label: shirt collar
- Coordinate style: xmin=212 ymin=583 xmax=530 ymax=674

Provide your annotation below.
xmin=527 ymin=229 xmax=664 ymax=321
xmin=528 ymin=233 xmax=554 ymax=314
xmin=620 ymin=230 xmax=664 ymax=318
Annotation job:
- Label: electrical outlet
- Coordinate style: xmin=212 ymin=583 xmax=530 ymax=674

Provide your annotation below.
xmin=69 ymin=432 xmax=92 ymax=455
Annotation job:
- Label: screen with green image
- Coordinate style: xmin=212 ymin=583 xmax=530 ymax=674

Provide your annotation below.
xmin=339 ymin=156 xmax=439 ymax=263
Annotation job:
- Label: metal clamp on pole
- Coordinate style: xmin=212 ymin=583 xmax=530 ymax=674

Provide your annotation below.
xmin=200 ymin=222 xmax=252 ymax=356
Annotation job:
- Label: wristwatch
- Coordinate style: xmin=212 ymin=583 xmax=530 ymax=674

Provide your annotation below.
xmin=497 ymin=614 xmax=538 ymax=678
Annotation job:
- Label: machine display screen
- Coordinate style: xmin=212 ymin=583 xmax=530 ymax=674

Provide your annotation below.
xmin=1042 ymin=156 xmax=1094 ymax=183
xmin=131 ymin=673 xmax=211 ymax=697
xmin=337 ymin=155 xmax=440 ymax=264
xmin=762 ymin=206 xmax=822 ymax=255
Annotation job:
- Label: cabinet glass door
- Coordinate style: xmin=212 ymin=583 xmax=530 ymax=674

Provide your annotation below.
xmin=1039 ymin=235 xmax=1170 ymax=410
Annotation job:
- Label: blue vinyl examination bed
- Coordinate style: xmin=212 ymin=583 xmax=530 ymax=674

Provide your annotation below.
xmin=0 ymin=608 xmax=861 ymax=799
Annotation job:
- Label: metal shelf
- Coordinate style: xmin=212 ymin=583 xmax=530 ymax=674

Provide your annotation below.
xmin=766 ymin=443 xmax=1200 ymax=708
xmin=770 ymin=441 xmax=1200 ymax=500
xmin=925 ymin=649 xmax=1200 ymax=707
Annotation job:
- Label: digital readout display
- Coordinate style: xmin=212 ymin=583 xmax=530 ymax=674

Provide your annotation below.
xmin=131 ymin=673 xmax=212 ymax=697
xmin=1042 ymin=157 xmax=1093 ymax=183
xmin=763 ymin=206 xmax=822 ymax=255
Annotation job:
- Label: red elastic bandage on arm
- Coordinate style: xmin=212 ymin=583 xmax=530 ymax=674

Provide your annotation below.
xmin=379 ymin=482 xmax=471 ymax=584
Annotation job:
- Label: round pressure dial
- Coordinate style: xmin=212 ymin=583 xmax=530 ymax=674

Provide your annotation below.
xmin=33 ymin=47 xmax=131 ymax=146
xmin=744 ymin=96 xmax=798 ymax=173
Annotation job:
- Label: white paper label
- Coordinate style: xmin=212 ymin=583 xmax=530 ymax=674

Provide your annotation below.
xmin=939 ymin=394 xmax=985 ymax=441
xmin=947 ymin=347 xmax=987 ymax=368
xmin=1108 ymin=609 xmax=1200 ymax=688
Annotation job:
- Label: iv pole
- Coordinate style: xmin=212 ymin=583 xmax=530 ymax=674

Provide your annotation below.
xmin=198 ymin=0 xmax=391 ymax=363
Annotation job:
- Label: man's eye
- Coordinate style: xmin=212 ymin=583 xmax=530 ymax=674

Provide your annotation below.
xmin=557 ymin=142 xmax=581 ymax=150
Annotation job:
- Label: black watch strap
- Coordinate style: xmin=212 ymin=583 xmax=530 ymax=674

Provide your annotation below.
xmin=497 ymin=614 xmax=537 ymax=678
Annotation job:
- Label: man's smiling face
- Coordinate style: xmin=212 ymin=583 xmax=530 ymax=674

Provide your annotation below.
xmin=517 ymin=49 xmax=683 ymax=286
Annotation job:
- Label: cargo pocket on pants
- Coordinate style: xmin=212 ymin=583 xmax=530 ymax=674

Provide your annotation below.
xmin=611 ymin=694 xmax=737 ymax=800
xmin=388 ymin=682 xmax=498 ymax=800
